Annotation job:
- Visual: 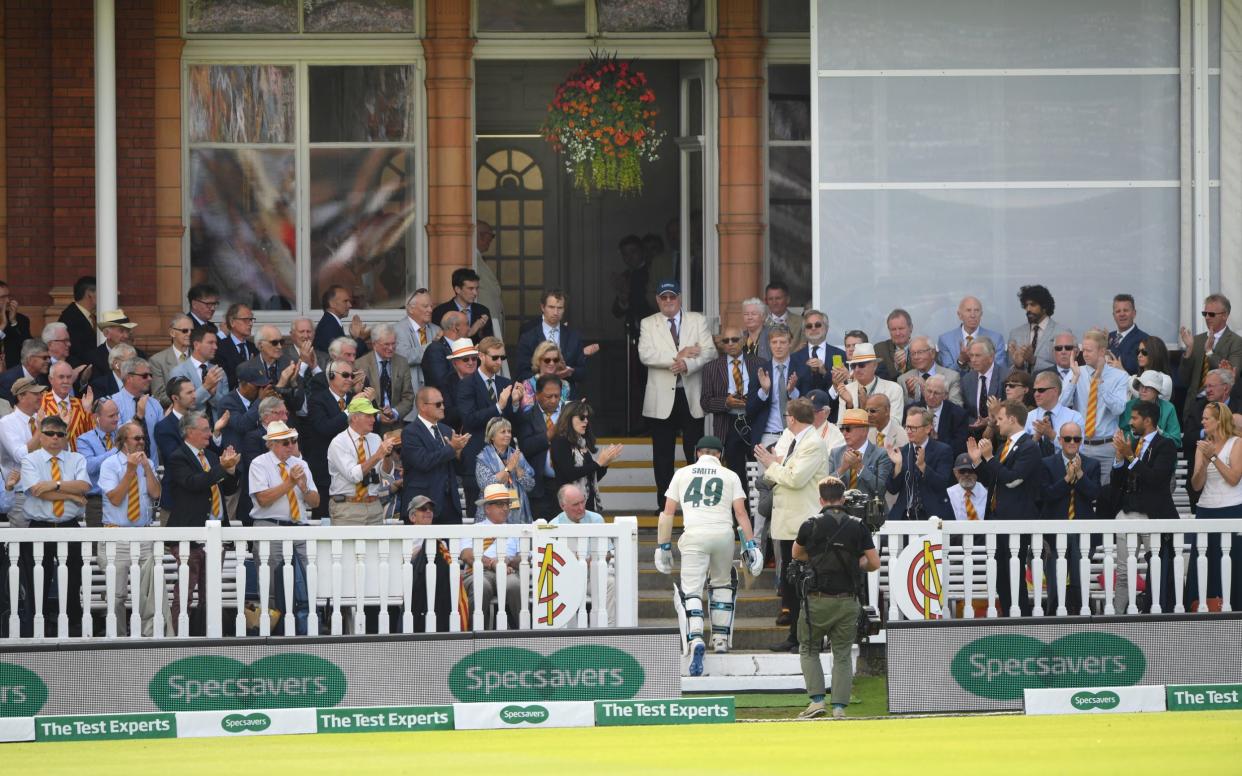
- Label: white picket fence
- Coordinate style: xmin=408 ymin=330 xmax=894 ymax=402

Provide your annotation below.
xmin=870 ymin=518 xmax=1238 ymax=620
xmin=1 ymin=518 xmax=638 ymax=642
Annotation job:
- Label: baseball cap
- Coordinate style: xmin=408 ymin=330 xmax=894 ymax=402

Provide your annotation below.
xmin=236 ymin=361 xmax=270 ymax=386
xmin=656 ymin=280 xmax=681 ymax=297
xmin=696 ymin=435 xmax=724 ymax=452
xmin=806 ymin=389 xmax=833 ymax=412
xmin=11 ymin=377 xmax=47 ymax=397
xmin=953 ymin=453 xmax=976 ymax=471
xmin=407 ymin=495 xmax=436 ymax=512
xmin=346 ymin=396 xmax=380 ymax=415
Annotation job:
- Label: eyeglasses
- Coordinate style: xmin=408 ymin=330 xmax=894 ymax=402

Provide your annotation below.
xmin=904 ymin=425 xmax=927 ymax=432
xmin=265 ymin=339 xmax=285 ymax=348
xmin=132 ymin=373 xmax=153 ymax=379
xmin=719 ymin=337 xmax=741 ymax=343
xmin=1060 ymin=436 xmax=1083 ymax=443
xmin=805 ymin=322 xmax=825 ymax=329
xmin=460 ymin=356 xmax=479 ymax=364
xmin=865 ymin=408 xmax=883 ymax=415
xmin=171 ymin=327 xmax=192 ymax=334
xmin=576 ymin=414 xmax=591 ymax=421
xmin=1202 ymin=310 xmax=1223 ymax=318
xmin=41 ymin=430 xmax=67 ymax=438
xmin=1032 ymin=386 xmax=1056 ymax=394
xmin=196 ymin=300 xmax=220 ymax=308
xmin=335 ymin=371 xmax=354 ymax=379
xmin=850 ymin=363 xmax=869 ymax=370
xmin=1053 ymin=345 xmax=1076 ymax=352
xmin=541 ymin=357 xmax=562 ymax=364
xmin=487 ymin=354 xmax=507 ymax=361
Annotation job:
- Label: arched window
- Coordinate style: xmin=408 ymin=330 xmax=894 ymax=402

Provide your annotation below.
xmin=477 ymin=149 xmax=546 ymax=342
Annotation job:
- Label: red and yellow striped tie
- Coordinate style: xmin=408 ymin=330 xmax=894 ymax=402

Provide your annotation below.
xmin=198 ymin=451 xmax=221 ymax=519
xmin=849 ymin=468 xmax=859 ymax=489
xmin=545 ymin=413 xmax=553 ymax=432
xmin=104 ymin=432 xmax=113 ymax=450
xmin=439 ymin=541 xmax=471 ymax=629
xmin=355 ymin=436 xmax=368 ymax=499
xmin=50 ymin=456 xmax=64 ymax=518
xmin=127 ymin=468 xmax=141 ymax=522
xmin=999 ymin=438 xmax=1012 ymax=463
xmin=1084 ymin=372 xmax=1099 ymax=438
xmin=964 ymin=490 xmax=978 ymax=520
xmin=419 ymin=327 xmax=428 ymax=346
xmin=280 ymin=462 xmax=301 ymax=522
xmin=1133 ymin=437 xmax=1146 ymax=463
xmin=732 ymin=359 xmax=743 ymax=395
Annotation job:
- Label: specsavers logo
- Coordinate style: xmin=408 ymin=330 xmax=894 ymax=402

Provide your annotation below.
xmin=449 ymin=645 xmax=644 ymax=703
xmin=951 ymin=633 xmax=1145 ymax=700
xmin=500 ymin=705 xmax=550 ymax=725
xmin=150 ymin=654 xmax=346 ymax=711
xmin=0 ymin=662 xmax=48 ymax=717
xmin=221 ymin=712 xmax=272 ymax=733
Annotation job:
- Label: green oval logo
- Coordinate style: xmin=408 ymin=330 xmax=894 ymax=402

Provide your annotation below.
xmin=448 ymin=645 xmax=645 ymax=702
xmin=500 ymin=704 xmax=550 ymax=725
xmin=1071 ymin=690 xmax=1121 ymax=711
xmin=0 ymin=662 xmax=48 ymax=717
xmin=221 ymin=712 xmax=272 ymax=733
xmin=951 ymin=633 xmax=1146 ymax=700
xmin=149 ymin=654 xmax=346 ymax=711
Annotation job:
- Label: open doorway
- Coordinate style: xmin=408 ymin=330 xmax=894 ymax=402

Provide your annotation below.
xmin=475 ymin=58 xmax=710 ymax=435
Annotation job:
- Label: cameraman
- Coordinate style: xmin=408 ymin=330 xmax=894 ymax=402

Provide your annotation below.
xmin=792 ymin=476 xmax=879 ymax=720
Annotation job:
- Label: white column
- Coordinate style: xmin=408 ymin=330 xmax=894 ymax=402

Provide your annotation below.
xmin=1221 ymin=0 xmax=1242 ymax=305
xmin=94 ymin=0 xmax=118 ymax=315
xmin=1193 ymin=0 xmax=1212 ymax=307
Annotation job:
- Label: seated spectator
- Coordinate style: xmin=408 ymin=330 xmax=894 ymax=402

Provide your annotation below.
xmin=460 ymin=484 xmax=523 ymax=629
xmin=829 ymin=408 xmax=892 ymax=501
xmin=474 ymin=416 xmax=536 ymax=523
xmin=423 ymin=311 xmax=469 ymax=393
xmin=1003 ymin=369 xmax=1036 ymax=410
xmin=922 ymin=375 xmax=970 ymax=458
xmin=961 ymin=337 xmax=1008 ymax=429
xmin=834 ymin=342 xmax=903 ymax=422
xmin=551 ymin=400 xmax=623 ymax=513
xmin=1188 ymin=402 xmax=1242 ymax=609
xmin=900 ymin=335 xmax=963 ymax=407
xmin=936 ymin=295 xmax=1007 ymax=374
xmin=874 ymin=308 xmax=914 ymax=381
xmin=521 ymin=341 xmax=573 ymax=410
xmin=1123 ymin=371 xmax=1182 ymax=449
xmin=1024 ymin=370 xmax=1085 ymax=456
xmin=406 ymin=494 xmax=468 ymax=632
xmin=1008 ymin=284 xmax=1060 ymax=373
xmin=866 ymin=393 xmax=907 ymax=449
xmin=550 ymin=482 xmax=616 ymax=622
xmin=0 ymin=338 xmax=50 ymax=404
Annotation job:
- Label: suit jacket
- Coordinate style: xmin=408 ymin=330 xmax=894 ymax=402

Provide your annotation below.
xmin=699 ymin=354 xmax=770 ymax=445
xmin=518 ymin=404 xmax=559 ymax=504
xmin=886 ymin=439 xmax=954 ymax=521
xmin=763 ymin=429 xmax=830 ymax=541
xmin=0 ymin=365 xmax=47 ymax=403
xmin=1 ymin=312 xmax=32 ymax=369
xmin=765 ymin=311 xmax=804 ymax=349
xmin=401 ymin=418 xmax=462 ymax=524
xmin=1007 ymin=318 xmax=1061 ymax=374
xmin=977 ymin=433 xmax=1042 ymax=519
xmin=928 ymin=400 xmax=971 ymax=458
xmin=212 ymin=390 xmax=261 ymax=453
xmin=153 ymin=412 xmax=185 ymax=512
xmin=431 ymin=300 xmax=494 ymax=343
xmin=936 ymin=326 xmax=1007 ymax=373
xmin=828 ymin=442 xmax=893 ymax=501
xmin=1108 ymin=326 xmax=1148 ymax=376
xmin=169 ymin=358 xmax=231 ymax=419
xmin=165 ymin=442 xmax=238 ymax=527
xmin=1179 ymin=328 xmax=1242 ymax=414
xmin=89 ymin=371 xmax=124 ymax=403
xmin=515 ymin=321 xmax=589 ymax=384
xmin=393 ymin=318 xmax=441 ymax=394
xmin=214 ymin=334 xmax=256 ymax=390
xmin=356 ymin=351 xmax=415 ymax=432
xmin=457 ymin=370 xmax=520 ymax=479
xmin=899 ymin=364 xmax=964 ymax=407
xmin=638 ymin=311 xmax=717 ymax=420
xmin=1110 ymin=433 xmax=1178 ymax=519
xmin=149 ymin=346 xmax=188 ymax=405
xmin=1040 ymin=453 xmax=1102 ymax=519
xmin=312 ymin=311 xmax=369 ymax=357
xmin=242 ymin=353 xmax=307 ymax=419
xmin=791 ymin=342 xmax=843 ymax=396
xmin=442 ymin=371 xmax=465 ymax=431
xmin=873 ymin=339 xmax=910 ymax=382
xmin=422 ymin=337 xmax=454 ymax=393
xmin=58 ymin=303 xmax=95 ymax=367
xmin=960 ymin=366 xmax=1010 ymax=422
xmin=88 ymin=343 xmax=147 ymax=383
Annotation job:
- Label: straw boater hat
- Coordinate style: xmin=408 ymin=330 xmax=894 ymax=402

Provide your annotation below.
xmin=476 ymin=483 xmax=511 ymax=506
xmin=447 ymin=338 xmax=479 ymax=360
xmin=98 ymin=309 xmax=137 ymax=329
xmin=262 ymin=421 xmax=298 ymax=442
xmin=847 ymin=342 xmax=879 ymax=365
xmin=839 ymin=408 xmax=870 ymax=428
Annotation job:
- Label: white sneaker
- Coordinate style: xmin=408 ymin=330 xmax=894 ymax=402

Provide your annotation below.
xmin=711 ymin=635 xmax=729 ymax=654
xmin=797 ymin=701 xmax=827 ymax=720
xmin=832 ymin=706 xmax=846 ymax=720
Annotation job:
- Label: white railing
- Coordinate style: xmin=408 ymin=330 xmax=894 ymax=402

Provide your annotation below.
xmin=1 ymin=517 xmax=638 ymax=643
xmin=870 ymin=518 xmax=1237 ymax=621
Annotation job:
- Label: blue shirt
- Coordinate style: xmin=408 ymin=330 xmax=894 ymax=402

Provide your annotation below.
xmin=76 ymin=427 xmax=117 ymax=496
xmin=1059 ymin=364 xmax=1129 ymax=440
xmin=1024 ymin=404 xmax=1086 ymax=450
xmin=98 ymin=450 xmax=156 ymax=527
xmin=108 ymin=389 xmax=164 ymax=466
xmin=20 ymin=448 xmax=88 ymax=524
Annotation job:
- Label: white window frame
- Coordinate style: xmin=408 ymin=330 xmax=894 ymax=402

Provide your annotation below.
xmin=762 ymin=39 xmax=810 ymax=304
xmin=182 ymin=40 xmax=428 ymax=327
xmin=182 ymin=0 xmax=425 ymax=39
xmin=472 ymin=0 xmax=715 ymax=40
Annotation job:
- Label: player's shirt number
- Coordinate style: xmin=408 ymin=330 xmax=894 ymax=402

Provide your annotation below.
xmin=683 ymin=476 xmax=724 ymax=508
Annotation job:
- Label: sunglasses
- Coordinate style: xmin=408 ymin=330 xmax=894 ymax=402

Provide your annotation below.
xmin=805 ymin=322 xmax=825 ymax=329
xmin=850 ymin=363 xmax=869 ymax=370
xmin=274 ymin=439 xmax=297 ymax=447
xmin=541 ymin=357 xmax=562 ymax=364
xmin=1033 ymin=386 xmax=1056 ymax=394
xmin=1003 ymin=382 xmax=1026 ymax=389
xmin=1202 ymin=311 xmax=1223 ymax=318
xmin=1061 ymin=436 xmax=1083 ymax=443
xmin=335 ymin=371 xmax=355 ymax=379
xmin=425 ymin=401 xmax=444 ymax=408
xmin=460 ymin=357 xmax=479 ymax=364
xmin=487 ymin=354 xmax=507 ymax=361
xmin=1137 ymin=349 xmax=1147 ymax=355
xmin=171 ymin=327 xmax=192 ymax=334
xmin=575 ymin=414 xmax=591 ymax=421
xmin=1053 ymin=345 xmax=1076 ymax=352
xmin=41 ymin=430 xmax=67 ymax=438
xmin=132 ymin=373 xmax=153 ymax=379
xmin=266 ymin=338 xmax=285 ymax=348
xmin=719 ymin=337 xmax=741 ymax=343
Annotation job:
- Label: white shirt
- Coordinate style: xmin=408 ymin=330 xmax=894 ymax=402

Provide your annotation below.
xmin=664 ymin=454 xmax=744 ymax=532
xmin=98 ymin=450 xmax=156 ymax=527
xmin=543 ymin=321 xmax=560 ymax=344
xmin=947 ymin=483 xmax=989 ymax=521
xmin=974 ymin=364 xmax=996 ymax=408
xmin=0 ymin=407 xmax=35 ymax=476
xmin=1024 ymin=404 xmax=1086 ymax=450
xmin=249 ymin=451 xmax=318 ymax=521
xmin=20 ymin=448 xmax=88 ymax=523
xmin=1199 ymin=437 xmax=1242 ymax=509
xmin=327 ymin=428 xmax=386 ymax=496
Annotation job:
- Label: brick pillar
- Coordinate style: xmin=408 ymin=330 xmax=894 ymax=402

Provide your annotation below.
xmin=151 ymin=0 xmax=184 ymax=341
xmin=713 ymin=0 xmax=765 ymax=329
xmin=424 ymin=0 xmax=475 ymax=296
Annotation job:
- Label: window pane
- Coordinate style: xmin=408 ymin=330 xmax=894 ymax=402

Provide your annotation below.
xmin=477 ymin=0 xmax=586 ymax=32
xmin=767 ymin=0 xmax=810 ymax=33
xmin=309 ymin=148 xmax=417 ymax=310
xmin=186 ymin=0 xmax=297 ymax=33
xmin=304 ymin=0 xmax=416 ymax=33
xmin=189 ymin=149 xmax=297 ymax=311
xmin=309 ymin=66 xmax=417 ymax=143
xmin=768 ymin=65 xmax=810 ymax=142
xmin=188 ymin=65 xmax=295 ymax=144
xmin=769 ymin=147 xmax=811 ymax=200
xmin=770 ymin=203 xmax=812 ymax=307
xmin=598 ymin=0 xmax=704 ymax=32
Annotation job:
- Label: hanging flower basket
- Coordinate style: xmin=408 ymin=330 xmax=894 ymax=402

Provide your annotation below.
xmin=540 ymin=52 xmax=664 ymax=197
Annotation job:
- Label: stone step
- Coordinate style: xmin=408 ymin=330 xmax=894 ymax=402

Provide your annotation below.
xmin=638 ymin=590 xmax=781 ymax=619
xmin=636 ymin=565 xmax=780 ymax=591
xmin=641 ymin=616 xmax=793 ymax=652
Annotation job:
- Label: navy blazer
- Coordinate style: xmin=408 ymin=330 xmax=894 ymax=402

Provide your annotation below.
xmin=699 ymin=354 xmax=771 ymax=446
xmin=89 ymin=372 xmax=125 ymax=404
xmin=790 ymin=342 xmax=843 ymax=395
xmin=518 ymin=405 xmax=559 ymax=501
xmin=1111 ymin=433 xmax=1178 ymax=520
xmin=312 ymin=311 xmax=369 ymax=358
xmin=977 ymin=433 xmax=1042 ymax=519
xmin=59 ymin=303 xmax=96 ymax=368
xmin=164 ymin=442 xmax=238 ymax=528
xmin=0 ymin=365 xmax=48 ymax=403
xmin=457 ymin=370 xmax=520 ymax=478
xmin=88 ymin=343 xmax=149 ymax=384
xmin=422 ymin=337 xmax=453 ymax=392
xmin=214 ymin=335 xmax=255 ymax=390
xmin=1040 ymin=453 xmax=1102 ymax=519
xmin=431 ymin=300 xmax=494 ymax=343
xmin=1108 ymin=327 xmax=1148 ymax=376
xmin=960 ymin=366 xmax=1009 ymax=422
xmin=886 ymin=439 xmax=954 ymax=521
xmin=401 ymin=418 xmax=462 ymax=524
xmin=1 ymin=313 xmax=32 ymax=370
xmin=212 ymin=389 xmax=261 ymax=453
xmin=514 ymin=321 xmax=588 ymax=384
xmin=928 ymin=400 xmax=971 ymax=459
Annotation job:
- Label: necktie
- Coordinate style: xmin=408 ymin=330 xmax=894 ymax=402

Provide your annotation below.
xmin=267 ymin=362 xmax=278 ymax=385
xmin=545 ymin=413 xmax=554 ymax=432
xmin=239 ymin=341 xmax=250 ymax=361
xmin=732 ymin=359 xmax=743 ymax=395
xmin=433 ymin=424 xmax=446 ymax=446
xmin=1133 ymin=437 xmax=1146 ymax=463
xmin=50 ymin=456 xmax=64 ymax=518
xmin=488 ymin=378 xmax=497 ymax=403
xmin=200 ymin=362 xmax=209 ymax=383
xmin=977 ymin=375 xmax=988 ymax=419
xmin=999 ymin=438 xmax=1013 ymax=463
xmin=355 ymin=435 xmax=369 ymax=499
xmin=127 ymin=466 xmax=141 ymax=523
xmin=419 ymin=326 xmax=428 ymax=346
xmin=104 ymin=432 xmax=113 ymax=450
xmin=380 ymin=360 xmax=392 ymax=407
xmin=1201 ymin=335 xmax=1211 ymax=387
xmin=1067 ymin=467 xmax=1076 ymax=520
xmin=1084 ymin=372 xmax=1099 ymax=438
xmin=905 ymin=446 xmax=919 ymax=517
xmin=964 ymin=490 xmax=978 ymax=520
xmin=786 ymin=435 xmax=798 ymax=461
xmin=1030 ymin=324 xmax=1040 ymax=361
xmin=812 ymin=345 xmax=819 ymax=361
xmin=338 ymin=397 xmax=346 ymax=412
xmin=669 ymin=317 xmax=680 ymax=347
xmin=59 ymin=399 xmax=68 ymax=414
xmin=965 ymin=334 xmax=974 ymax=350
xmin=178 ymin=351 xmax=187 ymax=363
xmin=922 ymin=372 xmax=931 ymax=381
xmin=28 ymin=416 xmax=36 ymax=435
xmin=849 ymin=464 xmax=858 ymax=489
xmin=279 ymin=461 xmax=301 ymax=522
xmin=548 ymin=327 xmax=559 ymax=346
xmin=198 ymin=451 xmax=221 ymax=519
xmin=777 ymin=364 xmax=787 ymax=420
xmin=877 ymin=432 xmax=885 ymax=447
